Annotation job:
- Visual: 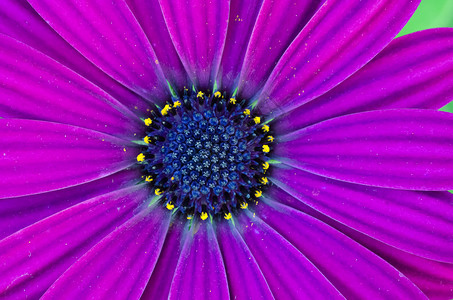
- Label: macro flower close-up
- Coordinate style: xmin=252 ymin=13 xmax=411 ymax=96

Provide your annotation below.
xmin=1 ymin=0 xmax=453 ymax=299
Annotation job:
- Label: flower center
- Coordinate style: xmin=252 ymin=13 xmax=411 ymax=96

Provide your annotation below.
xmin=136 ymin=89 xmax=273 ymax=220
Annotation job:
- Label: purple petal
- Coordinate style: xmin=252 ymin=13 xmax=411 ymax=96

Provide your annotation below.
xmin=159 ymin=0 xmax=229 ymax=89
xmin=255 ymin=200 xmax=426 ymax=299
xmin=216 ymin=0 xmax=264 ymax=91
xmin=0 ymin=0 xmax=153 ymax=115
xmin=238 ymin=0 xmax=325 ymax=99
xmin=0 ymin=168 xmax=139 ymax=240
xmin=272 ymin=166 xmax=453 ymax=262
xmin=276 ymin=109 xmax=453 ymax=190
xmin=275 ymin=28 xmax=453 ymax=132
xmin=215 ymin=221 xmax=274 ymax=299
xmin=353 ymin=230 xmax=453 ymax=300
xmin=42 ymin=206 xmax=170 ymax=299
xmin=27 ymin=0 xmax=168 ymax=101
xmin=0 ymin=33 xmax=141 ymax=137
xmin=0 ymin=185 xmax=147 ymax=299
xmin=142 ymin=219 xmax=186 ymax=300
xmin=264 ymin=183 xmax=452 ymax=299
xmin=256 ymin=0 xmax=420 ymax=116
xmin=125 ymin=0 xmax=188 ymax=90
xmin=0 ymin=119 xmax=138 ymax=198
xmin=236 ymin=212 xmax=344 ymax=299
xmin=169 ymin=223 xmax=229 ymax=300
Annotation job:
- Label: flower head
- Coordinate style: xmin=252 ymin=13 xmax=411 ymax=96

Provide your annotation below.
xmin=1 ymin=0 xmax=453 ymax=299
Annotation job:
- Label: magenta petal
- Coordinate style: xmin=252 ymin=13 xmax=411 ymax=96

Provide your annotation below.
xmin=0 ymin=186 xmax=147 ymax=299
xmin=236 ymin=212 xmax=344 ymax=299
xmin=0 ymin=169 xmax=139 ymax=240
xmin=42 ymin=206 xmax=170 ymax=299
xmin=256 ymin=0 xmax=420 ymax=116
xmin=238 ymin=0 xmax=324 ymax=99
xmin=0 ymin=119 xmax=137 ymax=198
xmin=27 ymin=0 xmax=168 ymax=101
xmin=275 ymin=28 xmax=453 ymax=132
xmin=216 ymin=221 xmax=273 ymax=299
xmin=170 ymin=223 xmax=229 ymax=300
xmin=276 ymin=109 xmax=453 ymax=190
xmin=0 ymin=0 xmax=153 ymax=115
xmin=142 ymin=219 xmax=186 ymax=300
xmin=126 ymin=0 xmax=188 ymax=90
xmin=216 ymin=0 xmax=264 ymax=91
xmin=255 ymin=201 xmax=426 ymax=299
xmin=272 ymin=166 xmax=453 ymax=262
xmin=361 ymin=235 xmax=453 ymax=300
xmin=159 ymin=0 xmax=229 ymax=89
xmin=0 ymin=33 xmax=141 ymax=136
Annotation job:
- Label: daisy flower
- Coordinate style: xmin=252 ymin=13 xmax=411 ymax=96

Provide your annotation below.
xmin=1 ymin=0 xmax=453 ymax=299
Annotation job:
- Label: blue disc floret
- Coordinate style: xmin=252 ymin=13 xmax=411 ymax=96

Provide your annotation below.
xmin=137 ymin=88 xmax=273 ymax=221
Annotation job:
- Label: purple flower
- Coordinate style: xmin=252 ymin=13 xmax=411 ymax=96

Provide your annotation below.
xmin=1 ymin=0 xmax=453 ymax=299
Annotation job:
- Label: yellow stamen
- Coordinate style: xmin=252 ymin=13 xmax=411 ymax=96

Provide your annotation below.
xmin=187 ymin=215 xmax=193 ymax=220
xmin=262 ymin=124 xmax=270 ymax=132
xmin=197 ymin=91 xmax=204 ymax=98
xmin=243 ymin=109 xmax=250 ymax=116
xmin=229 ymin=98 xmax=236 ymax=104
xmin=262 ymin=161 xmax=270 ymax=170
xmin=214 ymin=91 xmax=222 ymax=98
xmin=240 ymin=202 xmax=248 ymax=209
xmin=155 ymin=189 xmax=163 ymax=196
xmin=145 ymin=175 xmax=153 ymax=182
xmin=161 ymin=104 xmax=171 ymax=116
xmin=200 ymin=212 xmax=208 ymax=220
xmin=267 ymin=136 xmax=274 ymax=142
xmin=166 ymin=202 xmax=174 ymax=210
xmin=136 ymin=153 xmax=145 ymax=162
xmin=144 ymin=136 xmax=150 ymax=144
xmin=262 ymin=145 xmax=270 ymax=153
xmin=173 ymin=101 xmax=181 ymax=108
xmin=224 ymin=213 xmax=232 ymax=220
xmin=144 ymin=118 xmax=152 ymax=126
xmin=253 ymin=117 xmax=261 ymax=124
xmin=255 ymin=190 xmax=263 ymax=198
xmin=260 ymin=177 xmax=268 ymax=185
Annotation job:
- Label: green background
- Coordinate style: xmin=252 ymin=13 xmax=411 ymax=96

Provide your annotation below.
xmin=398 ymin=0 xmax=453 ymax=112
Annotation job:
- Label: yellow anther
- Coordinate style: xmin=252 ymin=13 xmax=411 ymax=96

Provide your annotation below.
xmin=240 ymin=202 xmax=248 ymax=209
xmin=262 ymin=124 xmax=270 ymax=132
xmin=214 ymin=91 xmax=222 ymax=98
xmin=171 ymin=177 xmax=175 ymax=181
xmin=200 ymin=212 xmax=208 ymax=220
xmin=144 ymin=136 xmax=150 ymax=144
xmin=262 ymin=161 xmax=270 ymax=170
xmin=260 ymin=177 xmax=268 ymax=185
xmin=144 ymin=118 xmax=152 ymax=126
xmin=136 ymin=153 xmax=145 ymax=162
xmin=161 ymin=104 xmax=172 ymax=116
xmin=197 ymin=91 xmax=204 ymax=98
xmin=255 ymin=190 xmax=263 ymax=198
xmin=229 ymin=98 xmax=236 ymax=104
xmin=155 ymin=189 xmax=163 ymax=196
xmin=166 ymin=202 xmax=174 ymax=210
xmin=145 ymin=175 xmax=153 ymax=182
xmin=173 ymin=101 xmax=181 ymax=108
xmin=243 ymin=109 xmax=250 ymax=116
xmin=187 ymin=215 xmax=193 ymax=220
xmin=267 ymin=136 xmax=274 ymax=142
xmin=224 ymin=213 xmax=232 ymax=220
xmin=262 ymin=145 xmax=270 ymax=153
xmin=253 ymin=117 xmax=261 ymax=124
